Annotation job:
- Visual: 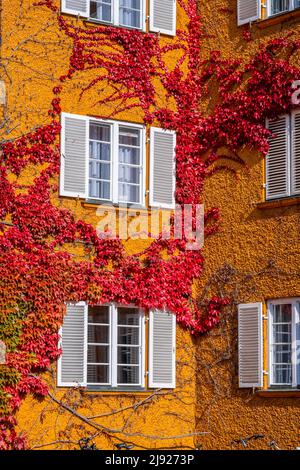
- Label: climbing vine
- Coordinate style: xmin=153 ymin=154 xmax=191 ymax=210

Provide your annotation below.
xmin=0 ymin=0 xmax=300 ymax=449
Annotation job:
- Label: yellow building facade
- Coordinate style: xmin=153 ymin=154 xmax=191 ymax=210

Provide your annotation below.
xmin=1 ymin=0 xmax=300 ymax=450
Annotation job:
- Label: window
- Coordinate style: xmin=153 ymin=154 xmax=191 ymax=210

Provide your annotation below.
xmin=90 ymin=0 xmax=143 ymax=29
xmin=268 ymin=0 xmax=300 ymax=16
xmin=266 ymin=112 xmax=300 ymax=200
xmin=61 ymin=0 xmax=177 ymax=36
xmin=268 ymin=300 xmax=300 ymax=387
xmin=87 ymin=305 xmax=144 ymax=387
xmin=60 ymin=113 xmax=176 ymax=209
xmin=58 ymin=303 xmax=176 ymax=390
xmin=237 ymin=0 xmax=300 ymax=25
xmin=238 ymin=300 xmax=300 ymax=389
xmin=88 ymin=121 xmax=143 ymax=204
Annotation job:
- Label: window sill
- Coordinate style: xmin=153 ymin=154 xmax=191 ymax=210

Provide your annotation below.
xmin=256 ymin=9 xmax=300 ymax=29
xmin=256 ymin=196 xmax=300 ymax=209
xmin=86 ymin=387 xmax=147 ymax=394
xmin=82 ymin=200 xmax=148 ymax=212
xmin=83 ymin=18 xmax=145 ymax=33
xmin=257 ymin=389 xmax=300 ymax=398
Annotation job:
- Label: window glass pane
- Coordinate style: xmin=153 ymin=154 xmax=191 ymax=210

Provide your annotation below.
xmin=119 ymin=0 xmax=141 ymax=28
xmin=273 ymin=365 xmax=292 ymax=384
xmin=88 ymin=345 xmax=109 ymax=363
xmin=118 ymin=183 xmax=140 ymax=203
xmin=89 ymin=142 xmax=110 ymax=161
xmin=89 ymin=180 xmax=110 ymax=200
xmin=89 ymin=161 xmax=110 ymax=180
xmin=119 ymin=165 xmax=140 ymax=184
xmin=119 ymin=147 xmax=140 ymax=165
xmin=90 ymin=123 xmax=110 ymax=142
xmin=118 ymin=326 xmax=140 ymax=345
xmin=119 ymin=127 xmax=140 ymax=146
xmin=90 ymin=0 xmax=112 ymax=22
xmin=118 ymin=308 xmax=140 ymax=325
xmin=270 ymin=0 xmax=290 ymax=14
xmin=273 ymin=344 xmax=292 ymax=364
xmin=87 ymin=364 xmax=109 ymax=383
xmin=89 ymin=123 xmax=111 ymax=200
xmin=118 ymin=346 xmax=139 ymax=364
xmin=117 ymin=365 xmax=140 ymax=384
xmin=88 ymin=324 xmax=109 ymax=343
xmin=273 ymin=304 xmax=292 ymax=323
xmin=273 ymin=323 xmax=291 ymax=343
xmin=88 ymin=305 xmax=109 ymax=324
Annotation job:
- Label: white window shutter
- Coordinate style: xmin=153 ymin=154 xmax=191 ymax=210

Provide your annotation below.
xmin=57 ymin=302 xmax=87 ymax=387
xmin=237 ymin=0 xmax=260 ymax=26
xmin=149 ymin=0 xmax=176 ymax=36
xmin=291 ymin=110 xmax=300 ymax=196
xmin=238 ymin=303 xmax=263 ymax=388
xmin=61 ymin=0 xmax=89 ymax=17
xmin=60 ymin=113 xmax=88 ymax=198
xmin=149 ymin=310 xmax=176 ymax=388
xmin=266 ymin=116 xmax=290 ymax=200
xmin=149 ymin=127 xmax=176 ymax=209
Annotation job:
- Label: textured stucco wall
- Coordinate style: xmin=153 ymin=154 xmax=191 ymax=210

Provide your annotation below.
xmin=0 ymin=0 xmax=197 ymax=450
xmin=195 ymin=0 xmax=300 ymax=450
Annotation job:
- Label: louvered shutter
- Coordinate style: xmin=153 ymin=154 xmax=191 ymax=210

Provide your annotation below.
xmin=149 ymin=128 xmax=176 ymax=209
xmin=149 ymin=0 xmax=176 ymax=36
xmin=60 ymin=113 xmax=88 ymax=198
xmin=291 ymin=110 xmax=300 ymax=196
xmin=266 ymin=116 xmax=290 ymax=200
xmin=238 ymin=303 xmax=263 ymax=388
xmin=237 ymin=0 xmax=260 ymax=26
xmin=149 ymin=310 xmax=176 ymax=388
xmin=61 ymin=0 xmax=89 ymax=17
xmin=58 ymin=302 xmax=87 ymax=387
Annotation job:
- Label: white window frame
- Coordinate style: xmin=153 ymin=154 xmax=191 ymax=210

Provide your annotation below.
xmin=88 ymin=0 xmax=146 ymax=31
xmin=267 ymin=0 xmax=300 ymax=17
xmin=87 ymin=117 xmax=146 ymax=206
xmin=87 ymin=304 xmax=145 ymax=388
xmin=266 ymin=112 xmax=300 ymax=200
xmin=268 ymin=298 xmax=300 ymax=388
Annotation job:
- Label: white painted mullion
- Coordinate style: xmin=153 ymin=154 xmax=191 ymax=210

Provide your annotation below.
xmin=111 ymin=304 xmax=118 ymax=387
xmin=291 ymin=0 xmax=295 ymax=12
xmin=268 ymin=303 xmax=274 ymax=386
xmin=142 ymin=0 xmax=147 ymax=32
xmin=114 ymin=0 xmax=119 ymax=26
xmin=112 ymin=123 xmax=119 ymax=204
xmin=292 ymin=302 xmax=298 ymax=387
xmin=296 ymin=302 xmax=300 ymax=386
xmin=141 ymin=127 xmax=146 ymax=206
xmin=83 ymin=303 xmax=88 ymax=387
xmin=140 ymin=310 xmax=145 ymax=387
